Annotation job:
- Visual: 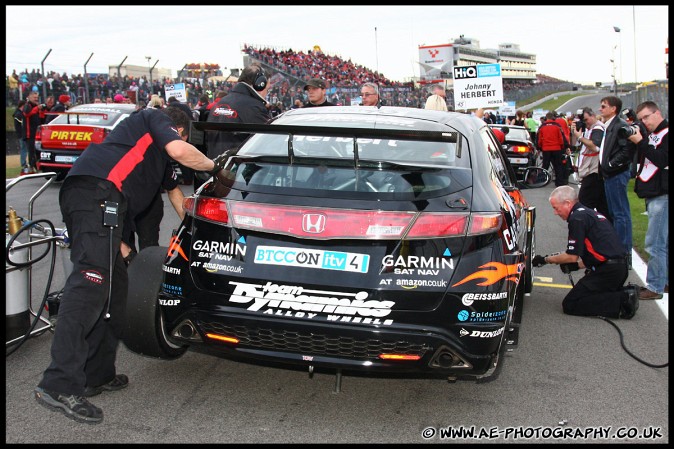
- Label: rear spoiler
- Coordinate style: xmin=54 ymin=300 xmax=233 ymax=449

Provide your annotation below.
xmin=43 ymin=111 xmax=110 ymax=124
xmin=190 ymin=121 xmax=460 ymax=166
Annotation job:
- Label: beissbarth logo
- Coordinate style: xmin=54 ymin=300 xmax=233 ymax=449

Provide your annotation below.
xmin=82 ymin=270 xmax=104 ymax=284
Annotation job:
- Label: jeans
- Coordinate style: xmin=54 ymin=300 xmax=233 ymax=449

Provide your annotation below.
xmin=645 ymin=195 xmax=669 ymax=293
xmin=18 ymin=138 xmax=28 ymax=168
xmin=603 ymin=169 xmax=632 ymax=255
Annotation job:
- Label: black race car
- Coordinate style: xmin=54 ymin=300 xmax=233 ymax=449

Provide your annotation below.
xmin=488 ymin=124 xmax=538 ymax=182
xmin=123 ymin=106 xmax=542 ymax=382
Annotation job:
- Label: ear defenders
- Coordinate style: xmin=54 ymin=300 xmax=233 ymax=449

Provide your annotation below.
xmin=252 ymin=67 xmax=267 ymax=92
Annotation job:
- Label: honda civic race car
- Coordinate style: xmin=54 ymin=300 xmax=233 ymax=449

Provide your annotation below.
xmin=36 ymin=103 xmax=137 ymax=180
xmin=123 ymin=106 xmax=540 ymax=382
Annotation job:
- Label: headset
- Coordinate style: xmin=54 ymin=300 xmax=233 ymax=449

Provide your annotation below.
xmin=252 ymin=66 xmax=267 ymax=92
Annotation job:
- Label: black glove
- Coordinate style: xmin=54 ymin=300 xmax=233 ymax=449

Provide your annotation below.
xmin=209 ymin=151 xmax=231 ymax=176
xmin=532 ymin=255 xmax=547 ymax=267
xmin=559 ymin=262 xmax=580 ymax=274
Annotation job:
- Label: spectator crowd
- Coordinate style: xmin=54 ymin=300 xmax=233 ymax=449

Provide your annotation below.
xmin=7 ymin=45 xmax=567 ymax=115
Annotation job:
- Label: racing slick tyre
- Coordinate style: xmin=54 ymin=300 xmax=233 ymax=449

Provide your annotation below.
xmin=122 ymin=246 xmax=187 ymax=359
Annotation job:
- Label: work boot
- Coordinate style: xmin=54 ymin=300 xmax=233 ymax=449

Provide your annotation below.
xmin=34 ymin=387 xmax=103 ymax=424
xmin=619 ymin=284 xmax=639 ymax=319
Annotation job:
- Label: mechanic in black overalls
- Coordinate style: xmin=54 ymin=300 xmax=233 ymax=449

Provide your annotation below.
xmin=34 ymin=107 xmax=218 ymax=425
xmin=533 ymin=185 xmax=638 ymax=319
xmin=131 ymin=162 xmax=184 ymax=253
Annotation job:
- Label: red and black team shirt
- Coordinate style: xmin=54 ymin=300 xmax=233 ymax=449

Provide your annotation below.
xmin=68 ymin=108 xmax=182 ymax=221
xmin=566 ymin=202 xmax=625 ymax=267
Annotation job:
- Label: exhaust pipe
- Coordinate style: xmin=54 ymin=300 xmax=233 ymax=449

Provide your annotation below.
xmin=429 ymin=346 xmax=472 ymax=370
xmin=171 ymin=319 xmax=202 ymax=342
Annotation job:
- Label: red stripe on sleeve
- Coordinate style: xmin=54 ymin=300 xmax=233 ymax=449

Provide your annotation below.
xmin=107 ymin=133 xmax=153 ymax=190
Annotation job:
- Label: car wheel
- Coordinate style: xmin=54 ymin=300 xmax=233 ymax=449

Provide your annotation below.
xmin=122 ymin=246 xmax=187 ymax=359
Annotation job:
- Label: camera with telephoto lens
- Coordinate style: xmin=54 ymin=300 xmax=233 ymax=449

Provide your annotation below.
xmin=618 ymin=124 xmax=640 ymax=138
xmin=573 ymin=109 xmax=586 ymax=133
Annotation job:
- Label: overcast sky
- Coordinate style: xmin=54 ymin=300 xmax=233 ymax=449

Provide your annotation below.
xmin=5 ymin=5 xmax=668 ymax=85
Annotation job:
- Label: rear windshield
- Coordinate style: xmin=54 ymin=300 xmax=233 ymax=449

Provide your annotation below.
xmin=48 ymin=108 xmax=130 ymax=127
xmin=227 ymin=161 xmax=471 ymax=200
xmin=239 ymin=133 xmax=468 ymax=169
xmin=217 ymin=116 xmax=472 ymax=199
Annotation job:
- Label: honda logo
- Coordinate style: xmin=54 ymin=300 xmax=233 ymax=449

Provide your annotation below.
xmin=302 ymin=214 xmax=326 ymax=233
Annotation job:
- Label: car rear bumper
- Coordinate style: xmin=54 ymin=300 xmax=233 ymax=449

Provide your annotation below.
xmin=164 ymin=308 xmax=500 ymax=378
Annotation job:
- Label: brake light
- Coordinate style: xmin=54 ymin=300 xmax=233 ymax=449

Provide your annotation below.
xmin=467 ymin=213 xmax=502 ymax=235
xmin=186 ymin=198 xmax=475 ymax=239
xmin=182 ymin=196 xmax=196 ymax=216
xmin=407 ymin=213 xmax=468 ymax=238
xmin=196 ymin=197 xmax=230 ymax=224
xmin=35 ymin=125 xmax=42 ymax=141
xmin=512 ymin=145 xmax=530 ymax=154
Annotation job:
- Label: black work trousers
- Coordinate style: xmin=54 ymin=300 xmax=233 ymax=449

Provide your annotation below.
xmin=542 ymin=149 xmax=566 ymax=187
xmin=579 ymin=173 xmax=611 ymax=222
xmin=133 ymin=190 xmax=164 ymax=252
xmin=562 ymin=262 xmax=628 ymax=319
xmin=38 ymin=175 xmax=127 ymax=395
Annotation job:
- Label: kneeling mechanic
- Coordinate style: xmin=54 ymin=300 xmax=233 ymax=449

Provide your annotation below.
xmin=533 ymin=186 xmax=638 ymax=319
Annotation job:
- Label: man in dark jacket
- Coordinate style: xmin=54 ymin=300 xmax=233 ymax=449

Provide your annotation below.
xmin=206 ymin=63 xmax=271 ymax=159
xmin=628 ymin=101 xmax=668 ymax=300
xmin=22 ymin=91 xmax=43 ymax=173
xmin=598 ymin=95 xmax=633 ymax=266
xmin=13 ymin=100 xmax=29 ymax=173
xmin=303 ymin=78 xmax=335 ymax=107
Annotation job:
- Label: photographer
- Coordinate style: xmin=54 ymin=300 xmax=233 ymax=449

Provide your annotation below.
xmin=622 ymin=107 xmax=648 ymax=178
xmin=533 ymin=186 xmax=638 ymax=319
xmin=627 ymin=101 xmax=668 ymax=300
xmin=571 ymin=107 xmax=609 ymax=219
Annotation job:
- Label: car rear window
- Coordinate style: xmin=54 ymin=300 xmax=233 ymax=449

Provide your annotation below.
xmin=48 ymin=108 xmax=128 ymax=127
xmin=226 ymin=130 xmax=472 ymax=199
xmin=506 ymin=128 xmax=530 ymax=141
xmin=239 ymin=133 xmax=466 ymax=169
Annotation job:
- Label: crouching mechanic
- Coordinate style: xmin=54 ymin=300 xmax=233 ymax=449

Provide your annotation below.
xmin=532 ymin=186 xmax=638 ymax=319
xmin=34 ymin=106 xmax=225 ymax=425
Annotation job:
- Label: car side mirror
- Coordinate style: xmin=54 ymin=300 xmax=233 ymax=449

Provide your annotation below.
xmin=519 ymin=167 xmax=550 ymax=188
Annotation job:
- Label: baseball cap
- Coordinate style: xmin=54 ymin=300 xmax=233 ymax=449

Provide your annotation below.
xmin=59 ymin=94 xmax=70 ymax=103
xmin=113 ymin=94 xmax=125 ymax=103
xmin=304 ymin=78 xmax=326 ymax=90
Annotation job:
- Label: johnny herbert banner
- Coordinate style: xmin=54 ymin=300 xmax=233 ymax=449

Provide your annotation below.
xmin=453 ymin=64 xmax=504 ymax=110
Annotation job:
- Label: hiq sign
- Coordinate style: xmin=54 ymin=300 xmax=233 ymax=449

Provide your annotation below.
xmin=453 ymin=64 xmax=504 ymax=110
